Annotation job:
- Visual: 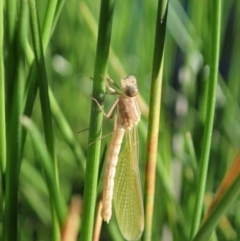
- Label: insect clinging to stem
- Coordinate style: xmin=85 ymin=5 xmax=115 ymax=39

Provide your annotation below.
xmin=91 ymin=75 xmax=144 ymax=241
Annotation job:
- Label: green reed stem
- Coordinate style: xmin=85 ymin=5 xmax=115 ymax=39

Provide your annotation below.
xmin=143 ymin=1 xmax=168 ymax=241
xmin=80 ymin=0 xmax=115 ymax=240
xmin=4 ymin=2 xmax=28 ymax=240
xmin=189 ymin=0 xmax=222 ymax=239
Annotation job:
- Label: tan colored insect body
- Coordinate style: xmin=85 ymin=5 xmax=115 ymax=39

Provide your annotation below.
xmin=92 ymin=76 xmax=144 ymax=241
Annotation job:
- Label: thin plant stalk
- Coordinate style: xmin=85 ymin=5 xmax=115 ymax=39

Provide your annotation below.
xmin=28 ymin=0 xmax=56 ymax=172
xmin=80 ymin=0 xmax=115 ymax=240
xmin=143 ymin=1 xmax=168 ymax=240
xmin=53 ymin=0 xmax=66 ymax=33
xmin=22 ymin=0 xmax=62 ymax=151
xmin=5 ymin=0 xmax=17 ymax=42
xmin=4 ymin=2 xmax=28 ymax=240
xmin=41 ymin=0 xmax=59 ymax=51
xmin=0 ymin=0 xmax=6 ymax=175
xmin=189 ymin=0 xmax=222 ymax=239
xmin=28 ymin=0 xmax=61 ymax=239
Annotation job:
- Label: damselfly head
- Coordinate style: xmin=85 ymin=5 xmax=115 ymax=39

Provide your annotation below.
xmin=121 ymin=76 xmax=138 ymax=97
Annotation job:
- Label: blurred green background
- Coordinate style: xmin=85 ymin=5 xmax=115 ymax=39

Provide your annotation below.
xmin=1 ymin=0 xmax=240 ymax=240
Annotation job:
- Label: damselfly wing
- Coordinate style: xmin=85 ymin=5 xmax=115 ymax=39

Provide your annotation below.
xmin=113 ymin=126 xmax=144 ymax=240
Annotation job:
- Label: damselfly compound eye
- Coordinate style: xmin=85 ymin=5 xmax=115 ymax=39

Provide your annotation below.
xmin=125 ymin=85 xmax=138 ymax=97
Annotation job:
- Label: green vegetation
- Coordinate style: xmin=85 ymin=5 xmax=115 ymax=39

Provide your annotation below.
xmin=1 ymin=0 xmax=240 ymax=241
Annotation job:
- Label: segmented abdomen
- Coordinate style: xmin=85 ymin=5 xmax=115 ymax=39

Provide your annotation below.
xmin=101 ymin=127 xmax=125 ymax=222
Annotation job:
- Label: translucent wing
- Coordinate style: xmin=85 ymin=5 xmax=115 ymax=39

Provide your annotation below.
xmin=113 ymin=127 xmax=144 ymax=241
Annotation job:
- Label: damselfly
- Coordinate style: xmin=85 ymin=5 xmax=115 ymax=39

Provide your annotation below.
xmin=92 ymin=76 xmax=144 ymax=241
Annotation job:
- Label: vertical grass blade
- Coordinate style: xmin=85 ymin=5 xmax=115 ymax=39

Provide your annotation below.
xmin=5 ymin=0 xmax=17 ymax=42
xmin=0 ymin=0 xmax=6 ymax=176
xmin=28 ymin=1 xmax=61 ymax=239
xmin=189 ymin=0 xmax=222 ymax=239
xmin=80 ymin=0 xmax=115 ymax=240
xmin=41 ymin=0 xmax=59 ymax=51
xmin=4 ymin=1 xmax=28 ymax=240
xmin=22 ymin=0 xmax=61 ymax=152
xmin=28 ymin=0 xmax=56 ymax=168
xmin=143 ymin=1 xmax=168 ymax=241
